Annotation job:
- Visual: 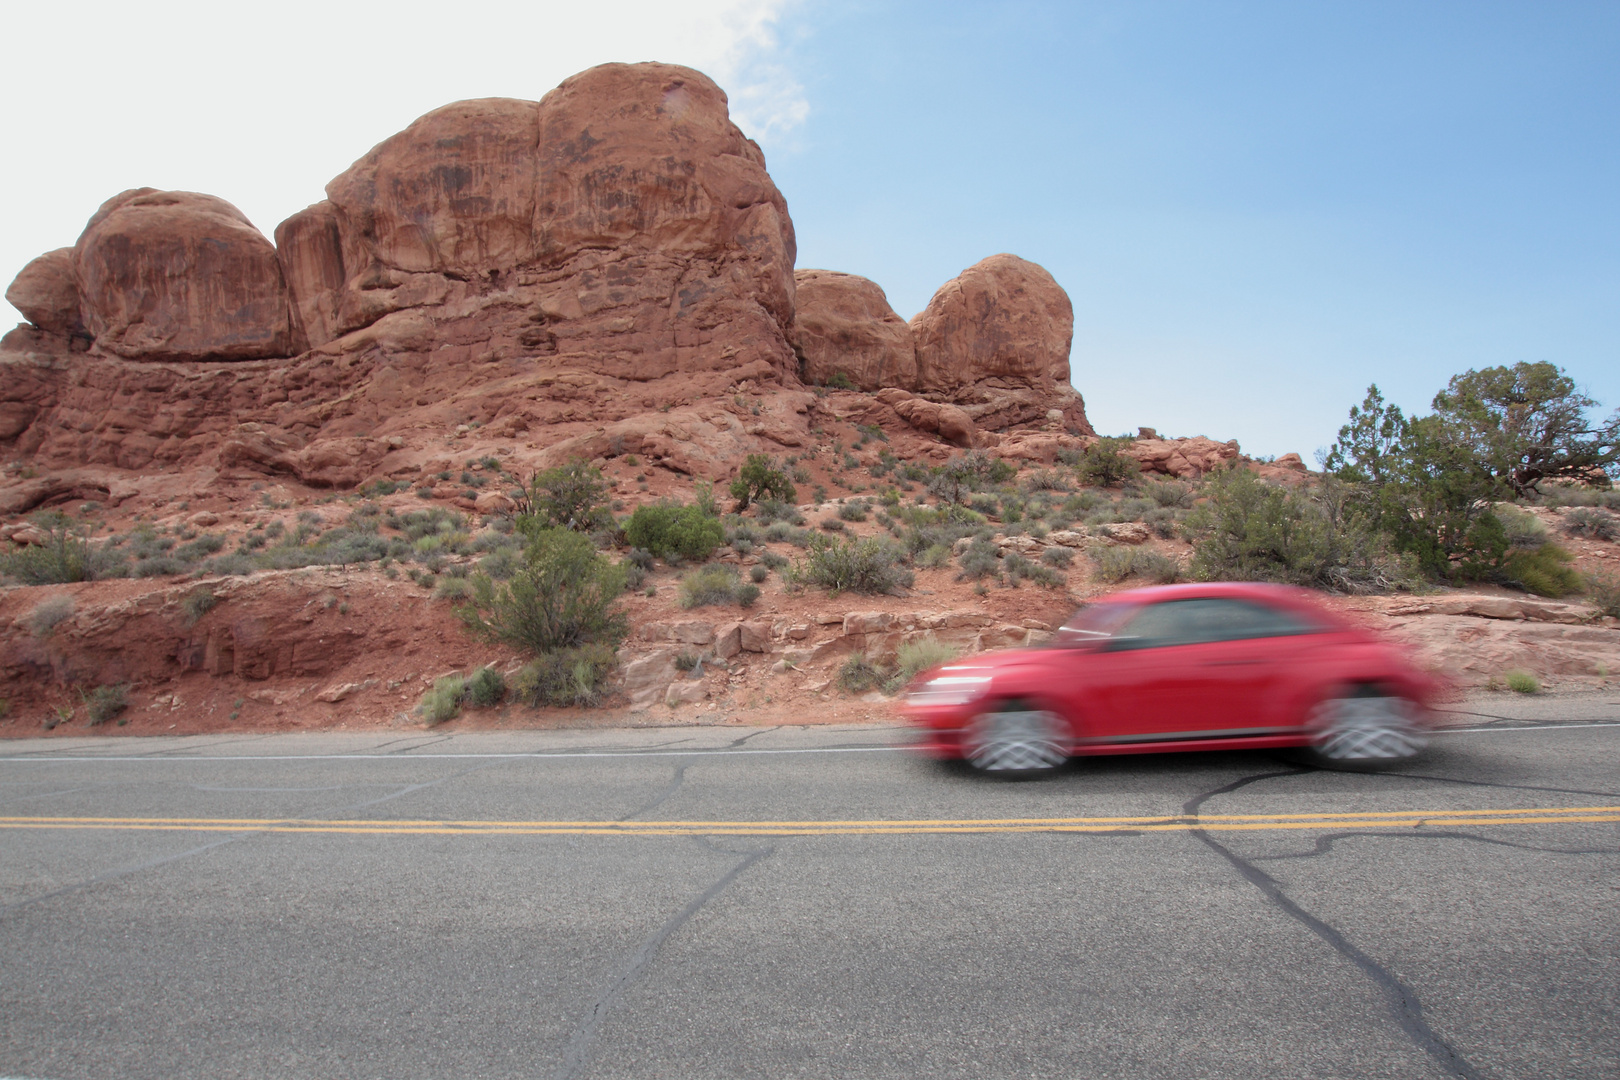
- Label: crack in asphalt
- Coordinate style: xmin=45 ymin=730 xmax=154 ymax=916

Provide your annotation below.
xmin=1374 ymin=771 xmax=1620 ymax=800
xmin=1184 ymin=768 xmax=1484 ymax=1080
xmin=617 ymin=764 xmax=690 ymax=822
xmin=1253 ymin=829 xmax=1620 ymax=861
xmin=0 ymin=833 xmax=248 ymax=916
xmin=550 ymin=842 xmax=773 ymax=1080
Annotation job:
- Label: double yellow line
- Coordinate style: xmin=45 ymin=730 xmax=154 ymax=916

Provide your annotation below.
xmin=1 ymin=806 xmax=1616 ymax=838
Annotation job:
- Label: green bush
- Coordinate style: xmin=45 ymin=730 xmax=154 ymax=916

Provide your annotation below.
xmin=891 ymin=637 xmax=958 ymax=688
xmin=679 ymin=564 xmax=751 ymax=609
xmin=729 ymin=454 xmax=797 ymax=511
xmin=749 ymin=564 xmax=770 ymax=583
xmin=1041 ymin=546 xmax=1074 ymax=568
xmin=838 ymin=501 xmax=869 ymax=523
xmin=464 ymin=666 xmax=507 ymax=707
xmin=754 ymin=499 xmax=803 ymax=525
xmin=1090 ymin=546 xmax=1180 ymax=585
xmin=956 ymin=537 xmax=1001 ymax=581
xmin=458 ymin=527 xmax=628 ymax=654
xmin=85 ymin=683 xmax=129 ymax=725
xmin=180 ymin=589 xmax=217 ymax=627
xmin=1 ymin=513 xmax=125 ymax=584
xmin=625 ymin=502 xmax=724 ymax=562
xmin=520 ymin=460 xmax=611 ymax=532
xmin=794 ymin=535 xmax=914 ymax=595
xmin=1143 ymin=479 xmax=1196 ymax=508
xmin=1496 ymin=505 xmax=1549 ymax=549
xmin=918 ymin=543 xmax=954 ymax=569
xmin=1184 ymin=468 xmax=1413 ymax=592
xmin=1504 ymin=670 xmax=1540 ymax=694
xmin=510 ymin=643 xmax=617 ymax=707
xmin=1500 ymin=543 xmax=1581 ymax=598
xmin=1074 ymin=437 xmax=1140 ymax=488
xmin=418 ymin=676 xmax=466 ymax=725
xmin=1003 ymin=553 xmax=1065 ymax=589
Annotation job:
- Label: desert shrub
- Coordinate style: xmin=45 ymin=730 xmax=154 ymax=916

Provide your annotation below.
xmin=749 ymin=564 xmax=770 ymax=583
xmin=1504 ymin=670 xmax=1540 ymax=694
xmin=893 ymin=637 xmax=958 ymax=685
xmin=1144 ymin=479 xmax=1197 ymax=508
xmin=1 ymin=513 xmax=125 ymax=584
xmin=1090 ymin=546 xmax=1180 ymax=585
xmin=838 ymin=501 xmax=869 ymax=522
xmin=1143 ymin=507 xmax=1180 ymax=539
xmin=729 ymin=454 xmax=797 ymax=511
xmin=794 ymin=534 xmax=914 ymax=595
xmin=510 ymin=643 xmax=617 ymax=707
xmin=389 ymin=507 xmax=466 ymax=541
xmin=1000 ymin=553 xmax=1064 ymax=589
xmin=434 ymin=576 xmax=474 ymax=601
xmin=759 ymin=550 xmax=789 ymax=570
xmin=464 ymin=666 xmax=507 ymax=708
xmin=1074 ymin=437 xmax=1141 ymax=487
xmin=625 ymin=502 xmax=724 ymax=562
xmin=956 ymin=537 xmax=1001 ymax=581
xmin=918 ymin=543 xmax=954 ymax=569
xmin=620 ymin=560 xmax=647 ymax=590
xmin=519 ymin=460 xmax=611 ymax=532
xmin=679 ymin=564 xmax=751 ymax=609
xmin=458 ymin=527 xmax=628 ymax=654
xmin=928 ymin=451 xmax=1016 ymax=504
xmin=674 ymin=650 xmax=702 ymax=673
xmin=1024 ymin=468 xmax=1072 ymax=493
xmin=85 ymin=683 xmax=129 ymax=725
xmin=180 ymin=589 xmax=217 ymax=626
xmin=1184 ymin=468 xmax=1414 ymax=592
xmin=968 ymin=494 xmax=1000 ymax=517
xmin=1563 ymin=507 xmax=1618 ymax=541
xmin=754 ymin=499 xmax=803 ymax=525
xmin=838 ymin=655 xmax=886 ymax=693
xmin=1500 ymin=543 xmax=1581 ymax=598
xmin=480 ymin=547 xmax=522 ymax=581
xmin=1495 ymin=505 xmax=1550 ymax=549
xmin=1585 ymin=572 xmax=1620 ymax=617
xmin=819 ymin=517 xmax=846 ymax=532
xmin=26 ymin=595 xmax=75 ymax=637
xmin=1040 ymin=546 xmax=1074 ymax=568
xmin=418 ymin=675 xmax=466 ymax=725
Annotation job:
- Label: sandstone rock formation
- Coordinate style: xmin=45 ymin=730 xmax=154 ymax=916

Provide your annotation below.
xmin=4 ymin=248 xmax=79 ymax=338
xmin=792 ymin=270 xmax=916 ymax=390
xmin=75 ymin=189 xmax=294 ymax=361
xmin=3 ymin=60 xmax=1094 ymax=489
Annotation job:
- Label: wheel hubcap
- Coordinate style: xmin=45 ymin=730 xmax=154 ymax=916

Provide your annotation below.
xmin=1313 ymin=696 xmax=1425 ymax=761
xmin=966 ymin=709 xmax=1068 ymax=772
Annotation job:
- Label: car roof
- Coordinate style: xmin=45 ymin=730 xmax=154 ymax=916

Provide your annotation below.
xmin=1096 ymin=580 xmax=1326 ymax=610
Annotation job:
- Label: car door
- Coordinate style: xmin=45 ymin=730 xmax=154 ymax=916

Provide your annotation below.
xmin=1084 ymin=597 xmax=1319 ymax=744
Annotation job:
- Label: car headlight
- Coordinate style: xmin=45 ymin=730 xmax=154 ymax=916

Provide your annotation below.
xmin=906 ymin=675 xmax=991 ymax=708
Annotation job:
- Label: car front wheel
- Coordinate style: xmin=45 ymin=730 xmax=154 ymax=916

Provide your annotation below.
xmin=1304 ymin=689 xmax=1426 ymax=769
xmin=963 ymin=703 xmax=1070 ymax=777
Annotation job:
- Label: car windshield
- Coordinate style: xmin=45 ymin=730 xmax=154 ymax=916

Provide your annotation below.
xmin=1052 ymin=602 xmax=1139 ymax=644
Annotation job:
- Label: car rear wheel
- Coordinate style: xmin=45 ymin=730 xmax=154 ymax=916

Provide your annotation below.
xmin=964 ymin=703 xmax=1070 ymax=777
xmin=1304 ymin=688 xmax=1426 ymax=769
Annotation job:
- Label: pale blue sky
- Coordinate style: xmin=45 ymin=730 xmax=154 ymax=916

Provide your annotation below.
xmin=3 ymin=1 xmax=1614 ymax=459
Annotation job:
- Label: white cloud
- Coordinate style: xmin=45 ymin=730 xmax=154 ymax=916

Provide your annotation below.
xmin=1 ymin=0 xmax=808 ymax=319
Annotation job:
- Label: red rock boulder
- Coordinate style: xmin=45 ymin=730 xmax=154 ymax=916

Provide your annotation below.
xmin=6 ymin=248 xmax=81 ymax=337
xmin=792 ymin=269 xmax=917 ymax=390
xmin=75 ymin=189 xmax=294 ymax=361
xmin=911 ymin=254 xmax=1073 ymax=393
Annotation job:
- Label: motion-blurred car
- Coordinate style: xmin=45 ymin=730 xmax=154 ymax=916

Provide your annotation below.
xmin=903 ymin=581 xmax=1443 ymax=775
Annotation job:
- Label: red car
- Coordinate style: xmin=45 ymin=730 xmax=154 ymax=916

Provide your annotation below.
xmin=903 ymin=581 xmax=1443 ymax=776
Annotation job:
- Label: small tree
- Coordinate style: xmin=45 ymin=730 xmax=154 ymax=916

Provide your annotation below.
xmin=624 ymin=501 xmax=724 ymax=562
xmin=458 ymin=527 xmax=627 ymax=654
xmin=729 ymin=454 xmax=797 ymax=511
xmin=520 ymin=461 xmax=610 ymax=532
xmin=1073 ymin=437 xmax=1140 ymax=488
xmin=1430 ymin=362 xmax=1620 ymax=496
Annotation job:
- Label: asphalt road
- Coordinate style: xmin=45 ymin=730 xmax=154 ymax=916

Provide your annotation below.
xmin=1 ymin=695 xmax=1617 ymax=1080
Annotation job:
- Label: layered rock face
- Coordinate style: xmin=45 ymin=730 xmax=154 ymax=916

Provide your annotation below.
xmin=3 ymin=61 xmax=1092 ymax=484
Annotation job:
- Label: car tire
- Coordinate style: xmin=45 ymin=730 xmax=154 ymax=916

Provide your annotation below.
xmin=963 ymin=702 xmax=1070 ymax=777
xmin=1302 ymin=686 xmax=1426 ymax=770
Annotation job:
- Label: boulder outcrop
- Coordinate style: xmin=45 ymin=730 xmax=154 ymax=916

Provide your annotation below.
xmin=792 ymin=270 xmax=916 ymax=390
xmin=5 ymin=249 xmax=80 ymax=338
xmin=912 ymin=254 xmax=1072 ymax=392
xmin=74 ymin=189 xmax=295 ymax=361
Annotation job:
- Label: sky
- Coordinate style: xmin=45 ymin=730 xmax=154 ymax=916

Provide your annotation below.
xmin=3 ymin=0 xmax=1615 ymax=460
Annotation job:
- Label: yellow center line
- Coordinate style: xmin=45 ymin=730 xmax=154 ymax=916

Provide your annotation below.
xmin=0 ymin=806 xmax=1616 ymax=837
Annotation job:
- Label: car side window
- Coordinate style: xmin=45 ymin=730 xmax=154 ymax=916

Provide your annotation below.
xmin=1114 ymin=598 xmax=1316 ymax=650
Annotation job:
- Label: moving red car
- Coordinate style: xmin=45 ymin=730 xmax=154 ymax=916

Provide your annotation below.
xmin=903 ymin=581 xmax=1442 ymax=775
